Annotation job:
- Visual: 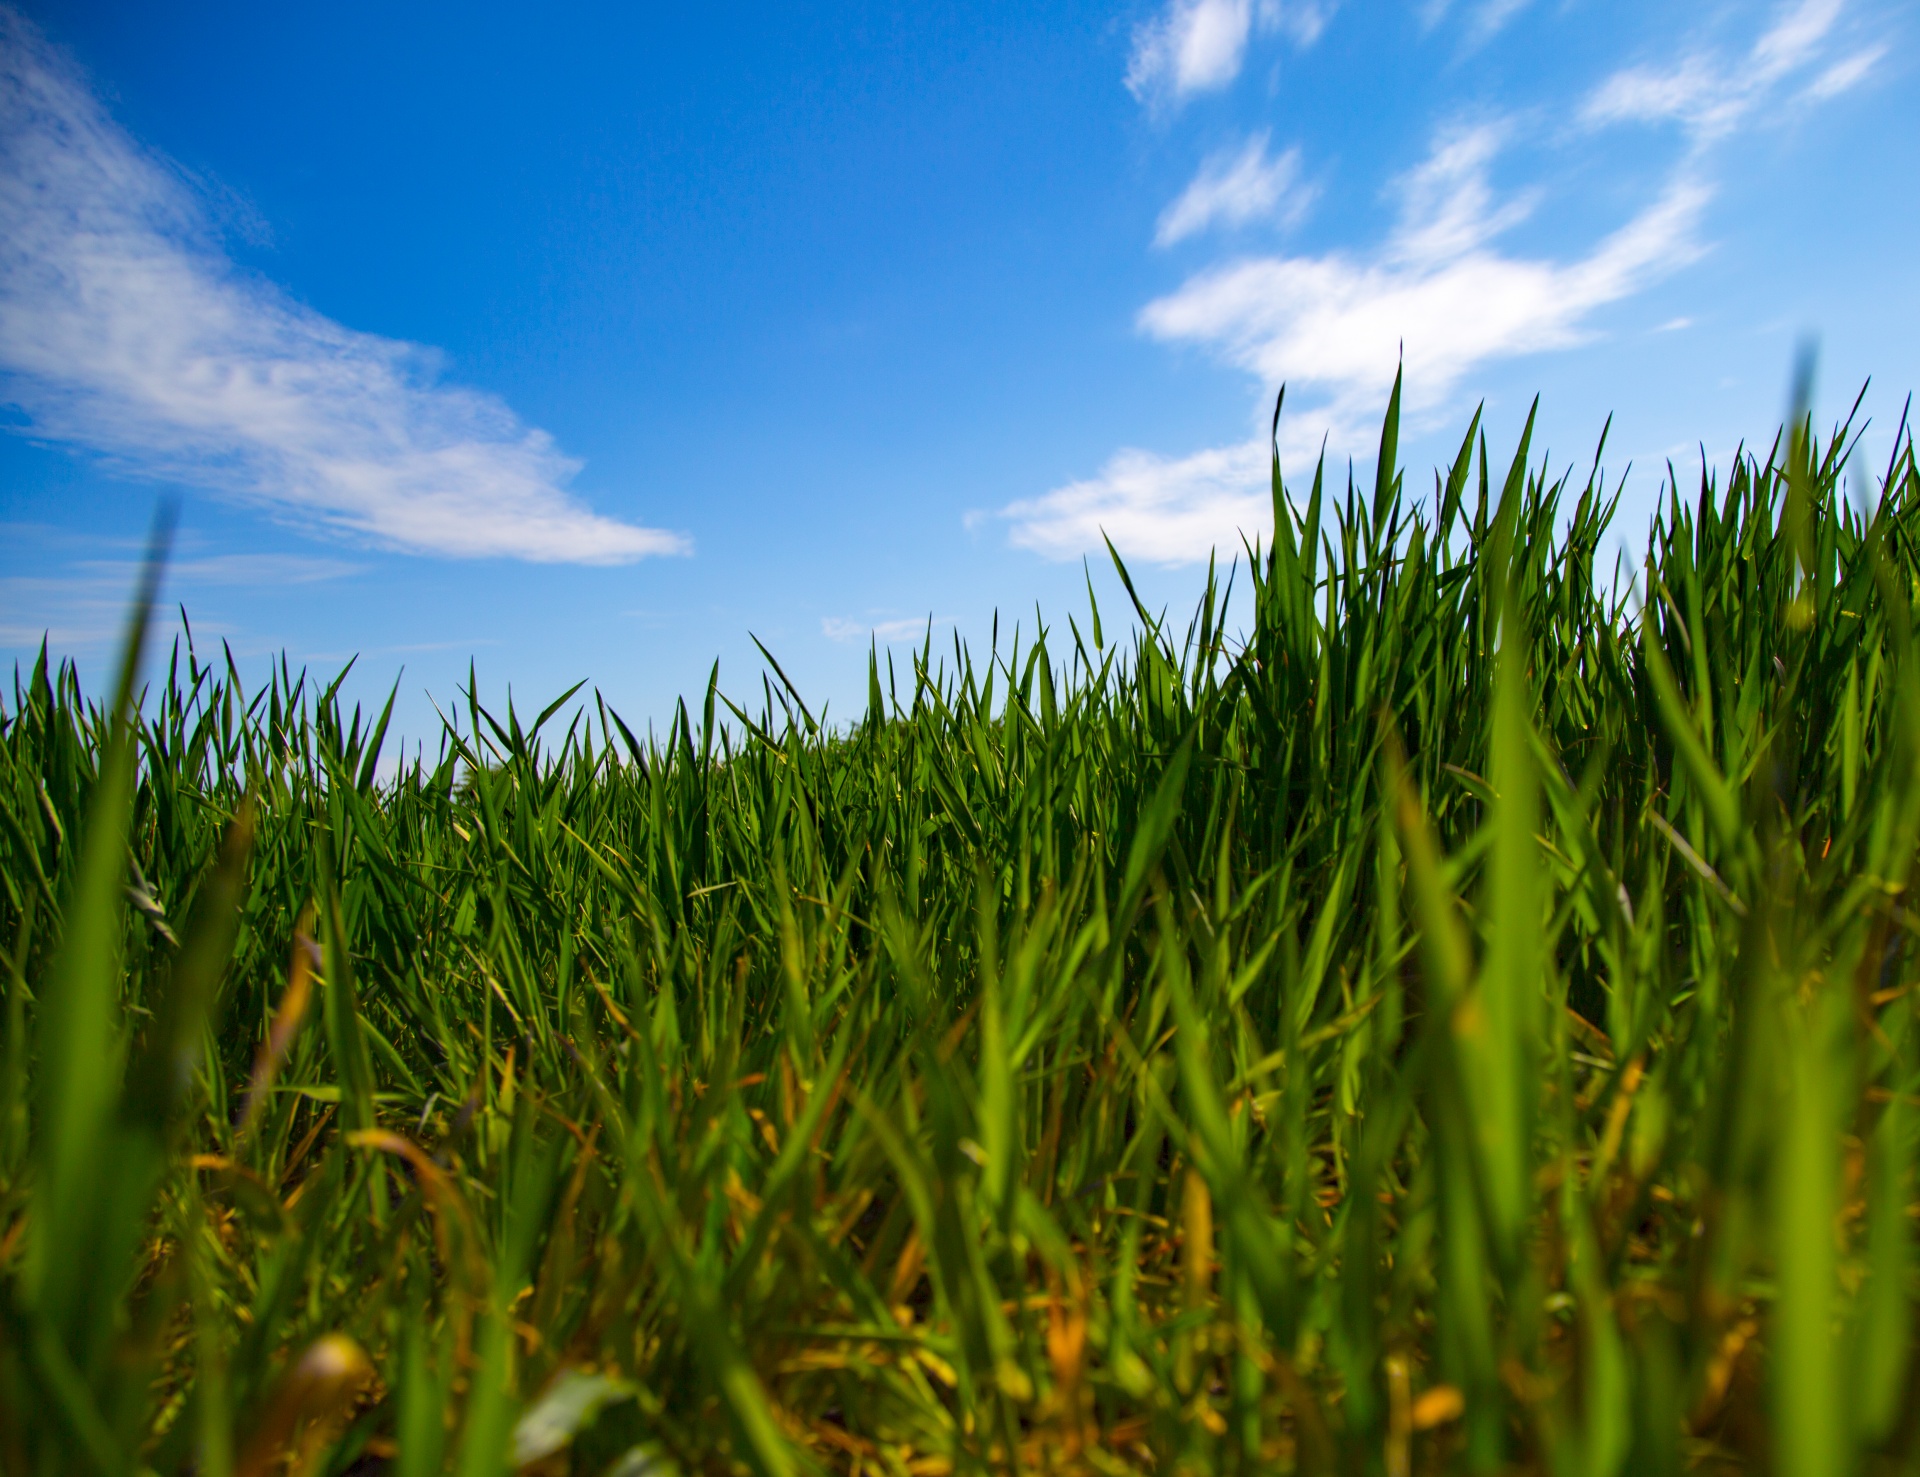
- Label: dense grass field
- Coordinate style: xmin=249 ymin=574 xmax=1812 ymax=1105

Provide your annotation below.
xmin=4 ymin=381 xmax=1920 ymax=1476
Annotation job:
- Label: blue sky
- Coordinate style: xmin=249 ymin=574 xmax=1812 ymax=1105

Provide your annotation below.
xmin=2 ymin=0 xmax=1914 ymax=739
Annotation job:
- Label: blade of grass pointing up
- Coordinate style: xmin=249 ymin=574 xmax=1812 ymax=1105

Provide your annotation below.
xmin=1471 ymin=566 xmax=1542 ymax=1273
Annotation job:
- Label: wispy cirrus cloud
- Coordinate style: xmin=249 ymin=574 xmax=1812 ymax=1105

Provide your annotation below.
xmin=0 ymin=10 xmax=685 ymax=565
xmin=1155 ymin=133 xmax=1312 ymax=247
xmin=1419 ymin=0 xmax=1536 ymax=46
xmin=1469 ymin=0 xmax=1533 ymax=42
xmin=1004 ymin=124 xmax=1707 ymax=563
xmin=821 ymin=614 xmax=946 ymax=644
xmin=1806 ymin=41 xmax=1888 ymax=97
xmin=161 ymin=553 xmax=366 ymax=586
xmin=0 ymin=543 xmax=361 ymax=650
xmin=0 ymin=571 xmax=165 ymax=651
xmin=1580 ymin=0 xmax=1879 ymax=138
xmin=1127 ymin=0 xmax=1255 ymax=103
xmin=1126 ymin=0 xmax=1335 ymax=108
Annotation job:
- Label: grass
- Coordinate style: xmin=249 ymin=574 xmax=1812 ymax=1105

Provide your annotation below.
xmin=3 ymin=376 xmax=1920 ymax=1475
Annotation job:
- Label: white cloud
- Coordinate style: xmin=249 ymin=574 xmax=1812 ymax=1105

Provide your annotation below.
xmin=1580 ymin=0 xmax=1867 ymax=139
xmin=1155 ymin=133 xmax=1312 ymax=247
xmin=822 ymin=615 xmax=944 ymax=643
xmin=1580 ymin=57 xmax=1727 ymax=133
xmin=1418 ymin=0 xmax=1533 ymax=44
xmin=1 ymin=571 xmax=153 ymax=650
xmin=1034 ymin=0 xmax=1892 ymax=567
xmin=1126 ymin=0 xmax=1334 ymax=106
xmin=1139 ymin=126 xmax=1707 ymax=432
xmin=0 ymin=546 xmax=360 ymax=650
xmin=1753 ymin=0 xmax=1846 ymax=81
xmin=1263 ymin=0 xmax=1339 ymax=47
xmin=164 ymin=553 xmax=365 ymax=586
xmin=1384 ymin=124 xmax=1536 ymax=264
xmin=0 ymin=11 xmax=685 ymax=564
xmin=1003 ymin=125 xmax=1708 ymax=563
xmin=1806 ymin=43 xmax=1886 ymax=98
xmin=1002 ymin=440 xmax=1270 ymax=565
xmin=1468 ymin=0 xmax=1532 ymax=41
xmin=1127 ymin=0 xmax=1254 ymax=102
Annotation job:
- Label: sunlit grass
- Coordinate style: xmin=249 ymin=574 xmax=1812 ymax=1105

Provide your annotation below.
xmin=4 ymin=375 xmax=1920 ymax=1475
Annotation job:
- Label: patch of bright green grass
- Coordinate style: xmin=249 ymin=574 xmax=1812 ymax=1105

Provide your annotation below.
xmin=4 ymin=377 xmax=1920 ymax=1475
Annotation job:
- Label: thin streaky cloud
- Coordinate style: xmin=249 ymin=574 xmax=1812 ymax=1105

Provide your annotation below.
xmin=1806 ymin=43 xmax=1886 ymax=98
xmin=1126 ymin=0 xmax=1333 ymax=107
xmin=821 ymin=615 xmax=945 ymax=643
xmin=1155 ymin=134 xmax=1312 ymax=247
xmin=1753 ymin=0 xmax=1846 ymax=81
xmin=1470 ymin=0 xmax=1533 ymax=40
xmin=1580 ymin=58 xmax=1726 ymax=133
xmin=1384 ymin=124 xmax=1536 ymax=266
xmin=0 ymin=578 xmax=187 ymax=649
xmin=1262 ymin=0 xmax=1339 ymax=48
xmin=78 ymin=553 xmax=367 ymax=586
xmin=1127 ymin=0 xmax=1254 ymax=103
xmin=0 ymin=10 xmax=685 ymax=565
xmin=2 ymin=546 xmax=362 ymax=649
xmin=299 ymin=637 xmax=500 ymax=664
xmin=1418 ymin=0 xmax=1531 ymax=45
xmin=1580 ymin=0 xmax=1861 ymax=138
